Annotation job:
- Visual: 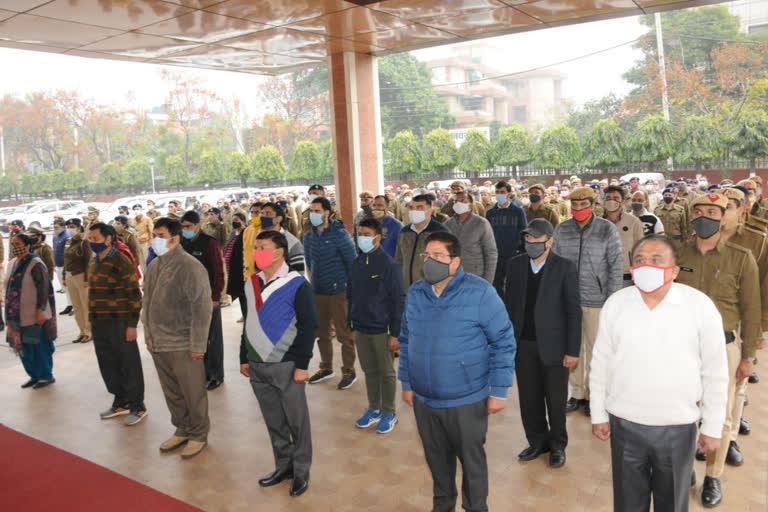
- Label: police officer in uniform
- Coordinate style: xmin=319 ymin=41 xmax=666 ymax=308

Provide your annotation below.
xmin=439 ymin=181 xmax=485 ymax=218
xmin=655 ymin=187 xmax=689 ymax=243
xmin=675 ymin=192 xmax=761 ymax=508
xmin=523 ymin=184 xmax=560 ymax=227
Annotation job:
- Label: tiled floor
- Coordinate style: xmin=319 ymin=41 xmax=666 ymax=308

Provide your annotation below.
xmin=1 ymin=303 xmax=766 ymax=511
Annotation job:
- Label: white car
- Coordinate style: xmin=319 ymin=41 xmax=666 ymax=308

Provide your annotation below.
xmin=22 ymin=200 xmax=85 ymax=230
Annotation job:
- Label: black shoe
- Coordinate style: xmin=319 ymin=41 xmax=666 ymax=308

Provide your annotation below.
xmin=258 ymin=469 xmax=293 ymax=487
xmin=289 ymin=477 xmax=308 ymax=497
xmin=518 ymin=445 xmax=550 ymax=461
xmin=744 ymin=395 xmax=749 ymax=406
xmin=57 ymin=289 xmax=65 ymax=294
xmin=308 ymin=369 xmax=334 ymax=384
xmin=725 ymin=440 xmax=744 ymax=466
xmin=691 ymin=470 xmax=696 ymax=488
xmin=583 ymin=400 xmax=591 ymax=417
xmin=739 ymin=417 xmax=751 ymax=435
xmin=565 ymin=398 xmax=584 ymax=413
xmin=32 ymin=378 xmax=55 ymax=389
xmin=206 ymin=379 xmax=223 ymax=391
xmin=337 ymin=372 xmax=357 ymax=390
xmin=701 ymin=476 xmax=722 ymax=508
xmin=696 ymin=449 xmax=707 ymax=461
xmin=748 ymin=372 xmax=759 ymax=384
xmin=549 ymin=449 xmax=566 ymax=468
xmin=21 ymin=379 xmax=38 ymax=389
xmin=59 ymin=306 xmax=73 ymax=315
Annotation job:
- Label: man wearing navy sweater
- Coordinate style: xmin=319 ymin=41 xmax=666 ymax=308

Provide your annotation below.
xmin=485 ymin=180 xmax=527 ymax=296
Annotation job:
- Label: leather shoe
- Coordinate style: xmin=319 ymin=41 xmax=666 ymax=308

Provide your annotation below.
xmin=583 ymin=400 xmax=591 ymax=417
xmin=518 ymin=445 xmax=550 ymax=461
xmin=739 ymin=417 xmax=751 ymax=435
xmin=701 ymin=476 xmax=722 ymax=508
xmin=565 ymin=398 xmax=583 ymax=413
xmin=725 ymin=440 xmax=743 ymax=466
xmin=259 ymin=469 xmax=293 ymax=487
xmin=691 ymin=470 xmax=696 ymax=488
xmin=59 ymin=305 xmax=73 ymax=315
xmin=21 ymin=379 xmax=38 ymax=389
xmin=206 ymin=379 xmax=223 ymax=391
xmin=748 ymin=371 xmax=759 ymax=383
xmin=289 ymin=477 xmax=308 ymax=497
xmin=695 ymin=449 xmax=707 ymax=461
xmin=549 ymin=449 xmax=566 ymax=468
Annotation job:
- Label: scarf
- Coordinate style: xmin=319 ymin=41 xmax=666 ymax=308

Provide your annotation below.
xmin=5 ymin=252 xmax=57 ymax=351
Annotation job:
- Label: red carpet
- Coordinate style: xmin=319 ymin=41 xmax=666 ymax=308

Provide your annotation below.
xmin=0 ymin=424 xmax=203 ymax=511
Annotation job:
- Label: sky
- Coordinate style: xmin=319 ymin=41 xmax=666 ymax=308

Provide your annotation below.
xmin=0 ymin=13 xmax=649 ymax=122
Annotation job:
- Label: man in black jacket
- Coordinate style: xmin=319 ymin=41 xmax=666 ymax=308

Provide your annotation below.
xmin=347 ymin=218 xmax=405 ymax=434
xmin=504 ymin=219 xmax=582 ymax=468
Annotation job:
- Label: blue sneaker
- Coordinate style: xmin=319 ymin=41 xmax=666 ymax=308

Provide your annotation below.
xmin=376 ymin=414 xmax=397 ymax=434
xmin=355 ymin=408 xmax=382 ymax=428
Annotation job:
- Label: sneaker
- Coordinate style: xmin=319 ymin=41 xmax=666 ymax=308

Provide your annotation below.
xmin=124 ymin=410 xmax=148 ymax=426
xmin=308 ymin=369 xmax=335 ymax=384
xmin=181 ymin=440 xmax=207 ymax=459
xmin=338 ymin=372 xmax=357 ymax=390
xmin=100 ymin=406 xmax=130 ymax=419
xmin=376 ymin=414 xmax=397 ymax=434
xmin=355 ymin=409 xmax=382 ymax=428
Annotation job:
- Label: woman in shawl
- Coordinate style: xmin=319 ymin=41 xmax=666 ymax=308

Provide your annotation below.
xmin=5 ymin=232 xmax=57 ymax=389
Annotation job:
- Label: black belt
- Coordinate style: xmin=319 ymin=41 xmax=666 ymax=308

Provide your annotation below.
xmin=623 ymin=273 xmax=632 ymax=281
xmin=669 ymin=236 xmax=682 ymax=241
xmin=725 ymin=331 xmax=735 ymax=344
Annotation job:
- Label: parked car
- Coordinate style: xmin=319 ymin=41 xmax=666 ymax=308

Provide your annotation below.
xmin=22 ymin=200 xmax=85 ymax=230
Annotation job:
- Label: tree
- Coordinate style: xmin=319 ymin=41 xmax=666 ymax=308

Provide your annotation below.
xmin=318 ymin=139 xmax=334 ymax=180
xmin=732 ymin=111 xmax=768 ymax=175
xmin=164 ymin=154 xmax=189 ymax=190
xmin=493 ymin=125 xmax=533 ymax=174
xmin=228 ymin=151 xmax=251 ymax=188
xmin=629 ymin=114 xmax=675 ymax=171
xmin=65 ymin=167 xmax=88 ymax=194
xmin=675 ymin=116 xmax=723 ymax=172
xmin=458 ymin=129 xmax=492 ymax=174
xmin=289 ymin=140 xmax=321 ymax=180
xmin=97 ymin=161 xmax=125 ymax=193
xmin=197 ymin=149 xmax=225 ymax=185
xmin=566 ymin=93 xmax=624 ymax=137
xmin=47 ymin=169 xmax=67 ymax=196
xmin=421 ymin=128 xmax=457 ymax=175
xmin=535 ymin=125 xmax=582 ymax=171
xmin=386 ymin=130 xmax=422 ymax=178
xmin=21 ymin=174 xmax=39 ymax=197
xmin=252 ymin=145 xmax=286 ymax=186
xmin=0 ymin=175 xmax=18 ymax=199
xmin=124 ymin=159 xmax=152 ymax=191
xmin=582 ymin=119 xmax=627 ymax=171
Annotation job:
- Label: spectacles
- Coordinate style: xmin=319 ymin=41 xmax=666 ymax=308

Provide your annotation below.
xmin=420 ymin=252 xmax=450 ymax=261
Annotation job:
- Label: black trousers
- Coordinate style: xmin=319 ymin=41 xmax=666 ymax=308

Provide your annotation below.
xmin=414 ymin=398 xmax=489 ymax=512
xmin=92 ymin=320 xmax=145 ymax=412
xmin=515 ymin=338 xmax=569 ymax=450
xmin=204 ymin=306 xmax=224 ymax=382
xmin=609 ymin=415 xmax=697 ymax=512
xmin=238 ymin=293 xmax=247 ymax=319
xmin=492 ymin=257 xmax=507 ymax=297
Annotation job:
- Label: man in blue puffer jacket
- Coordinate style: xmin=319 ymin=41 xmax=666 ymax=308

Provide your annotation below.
xmin=399 ymin=231 xmax=516 ymax=512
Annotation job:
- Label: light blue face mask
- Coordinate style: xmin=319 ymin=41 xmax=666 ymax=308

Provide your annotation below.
xmin=65 ymin=228 xmax=77 ymax=237
xmin=495 ymin=194 xmax=509 ymax=205
xmin=152 ymin=237 xmax=169 ymax=256
xmin=182 ymin=229 xmax=196 ymax=239
xmin=358 ymin=235 xmax=377 ymax=254
xmin=310 ymin=212 xmax=324 ymax=227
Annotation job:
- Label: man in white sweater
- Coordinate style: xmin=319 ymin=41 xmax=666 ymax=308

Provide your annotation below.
xmin=590 ymin=235 xmax=728 ymax=512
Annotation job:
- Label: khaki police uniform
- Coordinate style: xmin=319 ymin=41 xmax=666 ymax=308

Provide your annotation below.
xmin=654 ymin=203 xmax=689 ymax=241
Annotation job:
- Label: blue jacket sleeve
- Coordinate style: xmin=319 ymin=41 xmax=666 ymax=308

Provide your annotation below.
xmin=338 ymin=230 xmax=357 ymax=273
xmin=397 ymin=295 xmax=411 ymax=391
xmin=386 ymin=258 xmax=406 ymax=337
xmin=479 ymin=285 xmax=517 ymax=398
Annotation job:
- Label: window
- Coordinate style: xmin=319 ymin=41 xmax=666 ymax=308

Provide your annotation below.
xmin=467 ymin=69 xmax=484 ymax=81
xmin=513 ymin=105 xmax=527 ymax=123
xmin=459 ymin=95 xmax=483 ymax=111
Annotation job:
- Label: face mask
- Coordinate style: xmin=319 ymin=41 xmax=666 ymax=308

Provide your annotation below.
xmin=723 ymin=209 xmax=739 ymax=231
xmin=451 ymin=193 xmax=458 ymax=200
xmin=358 ymin=235 xmax=377 ymax=254
xmin=691 ymin=216 xmax=721 ymax=239
xmin=232 ymin=221 xmax=242 ymax=230
xmin=521 ymin=198 xmax=530 ymax=206
xmin=571 ymin=207 xmax=592 ymax=222
xmin=529 ymin=194 xmax=542 ymax=204
xmin=452 ymin=202 xmax=471 ymax=215
xmin=525 ymin=241 xmax=547 ymax=260
xmin=423 ymin=257 xmax=451 ymax=284
xmin=66 ymin=228 xmax=77 ymax=237
xmin=11 ymin=245 xmax=26 ymax=258
xmin=310 ymin=212 xmax=324 ymax=227
xmin=663 ymin=196 xmax=674 ymax=204
xmin=89 ymin=242 xmax=108 ymax=253
xmin=251 ymin=216 xmax=261 ymax=227
xmin=253 ymin=249 xmax=275 ymax=269
xmin=152 ymin=237 xmax=169 ymax=256
xmin=403 ymin=196 xmax=412 ymax=204
xmin=182 ymin=229 xmax=196 ymax=239
xmin=560 ymin=190 xmax=569 ymax=198
xmin=632 ymin=264 xmax=675 ymax=294
xmin=308 ymin=194 xmax=319 ymax=203
xmin=260 ymin=216 xmax=275 ymax=229
xmin=495 ymin=194 xmax=509 ymax=205
xmin=631 ymin=202 xmax=644 ymax=213
xmin=678 ymin=185 xmax=687 ymax=193
xmin=604 ymin=199 xmax=621 ymax=212
xmin=409 ymin=210 xmax=426 ymax=225
xmin=372 ymin=209 xmax=386 ymax=219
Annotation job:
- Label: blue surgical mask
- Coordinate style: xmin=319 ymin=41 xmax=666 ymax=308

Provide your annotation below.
xmin=66 ymin=228 xmax=77 ymax=237
xmin=310 ymin=212 xmax=324 ymax=227
xmin=182 ymin=229 xmax=196 ymax=239
xmin=495 ymin=194 xmax=509 ymax=205
xmin=152 ymin=237 xmax=169 ymax=256
xmin=358 ymin=235 xmax=376 ymax=254
xmin=89 ymin=242 xmax=108 ymax=253
xmin=260 ymin=216 xmax=275 ymax=229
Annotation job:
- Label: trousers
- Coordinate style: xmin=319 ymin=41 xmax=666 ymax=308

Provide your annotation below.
xmin=92 ymin=320 xmax=145 ymax=412
xmin=203 ymin=306 xmax=224 ymax=382
xmin=67 ymin=272 xmax=90 ymax=337
xmin=706 ymin=340 xmax=741 ymax=478
xmin=152 ymin=350 xmax=210 ymax=442
xmin=569 ymin=306 xmax=600 ymax=400
xmin=314 ymin=293 xmax=355 ymax=373
xmin=355 ymin=331 xmax=396 ymax=415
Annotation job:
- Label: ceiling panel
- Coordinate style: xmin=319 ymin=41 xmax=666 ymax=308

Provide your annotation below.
xmin=0 ymin=14 xmax=122 ymax=48
xmin=161 ymin=43 xmax=322 ymax=70
xmin=138 ymin=10 xmax=268 ymax=43
xmin=28 ymin=0 xmax=195 ymax=32
xmin=419 ymin=7 xmax=541 ymax=36
xmin=0 ymin=1 xmax=49 ymax=13
xmin=368 ymin=0 xmax=510 ymax=22
xmin=284 ymin=6 xmax=408 ymax=38
xmin=514 ymin=0 xmax=639 ymax=22
xmin=78 ymin=32 xmax=202 ymax=58
xmin=204 ymin=0 xmax=352 ymax=27
xmin=351 ymin=23 xmax=459 ymax=51
xmin=290 ymin=38 xmax=385 ymax=59
xmin=63 ymin=49 xmax=152 ymax=63
xmin=0 ymin=8 xmax=14 ymax=22
xmin=217 ymin=27 xmax=330 ymax=53
xmin=0 ymin=40 xmax=67 ymax=54
xmin=163 ymin=0 xmax=225 ymax=7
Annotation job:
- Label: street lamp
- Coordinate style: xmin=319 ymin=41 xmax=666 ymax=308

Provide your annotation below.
xmin=149 ymin=157 xmax=156 ymax=194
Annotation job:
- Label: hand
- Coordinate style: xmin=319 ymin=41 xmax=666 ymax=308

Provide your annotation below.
xmin=388 ymin=336 xmax=399 ymax=353
xmin=294 ymin=368 xmax=309 ymax=384
xmin=125 ymin=327 xmax=137 ymax=342
xmin=697 ymin=434 xmax=720 ymax=454
xmin=189 ymin=352 xmax=205 ymax=361
xmin=487 ymin=397 xmax=506 ymax=414
xmin=35 ymin=309 xmax=46 ymax=326
xmin=592 ymin=423 xmax=611 ymax=441
xmin=758 ymin=337 xmax=767 ymax=350
xmin=240 ymin=363 xmax=249 ymax=378
xmin=402 ymin=390 xmax=414 ymax=407
xmin=212 ymin=301 xmax=219 ymax=309
xmin=737 ymin=358 xmax=755 ymax=381
xmin=563 ymin=355 xmax=579 ymax=369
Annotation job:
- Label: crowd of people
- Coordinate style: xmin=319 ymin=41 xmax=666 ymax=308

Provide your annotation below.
xmin=5 ymin=172 xmax=768 ymax=511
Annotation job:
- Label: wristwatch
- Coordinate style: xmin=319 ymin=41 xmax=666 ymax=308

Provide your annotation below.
xmin=746 ymin=356 xmax=757 ymax=364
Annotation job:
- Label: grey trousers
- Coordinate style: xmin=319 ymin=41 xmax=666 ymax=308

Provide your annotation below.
xmin=152 ymin=351 xmax=210 ymax=442
xmin=249 ymin=361 xmax=312 ymax=480
xmin=354 ymin=332 xmax=396 ymax=415
xmin=414 ymin=398 xmax=488 ymax=512
xmin=609 ymin=415 xmax=697 ymax=512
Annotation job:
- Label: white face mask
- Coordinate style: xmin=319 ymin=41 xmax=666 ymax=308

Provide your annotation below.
xmin=308 ymin=194 xmax=319 ymax=203
xmin=521 ymin=198 xmax=530 ymax=206
xmin=403 ymin=196 xmax=412 ymax=203
xmin=631 ymin=264 xmax=674 ymax=294
xmin=409 ymin=210 xmax=426 ymax=225
xmin=452 ymin=202 xmax=471 ymax=215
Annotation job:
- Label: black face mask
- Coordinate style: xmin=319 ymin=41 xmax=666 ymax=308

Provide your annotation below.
xmin=663 ymin=196 xmax=674 ymax=204
xmin=525 ymin=241 xmax=547 ymax=260
xmin=232 ymin=221 xmax=242 ymax=230
xmin=691 ymin=216 xmax=721 ymax=239
xmin=630 ymin=202 xmax=644 ymax=213
xmin=529 ymin=194 xmax=542 ymax=204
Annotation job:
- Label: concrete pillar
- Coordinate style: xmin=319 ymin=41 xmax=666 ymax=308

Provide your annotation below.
xmin=328 ymin=51 xmax=384 ymax=231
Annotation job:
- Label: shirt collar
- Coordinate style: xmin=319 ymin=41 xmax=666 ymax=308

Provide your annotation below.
xmin=94 ymin=245 xmax=117 ymax=264
xmin=258 ymin=261 xmax=289 ymax=283
xmin=530 ymin=257 xmax=547 ymax=274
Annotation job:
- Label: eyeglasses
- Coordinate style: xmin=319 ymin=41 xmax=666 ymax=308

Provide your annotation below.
xmin=420 ymin=252 xmax=450 ymax=261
